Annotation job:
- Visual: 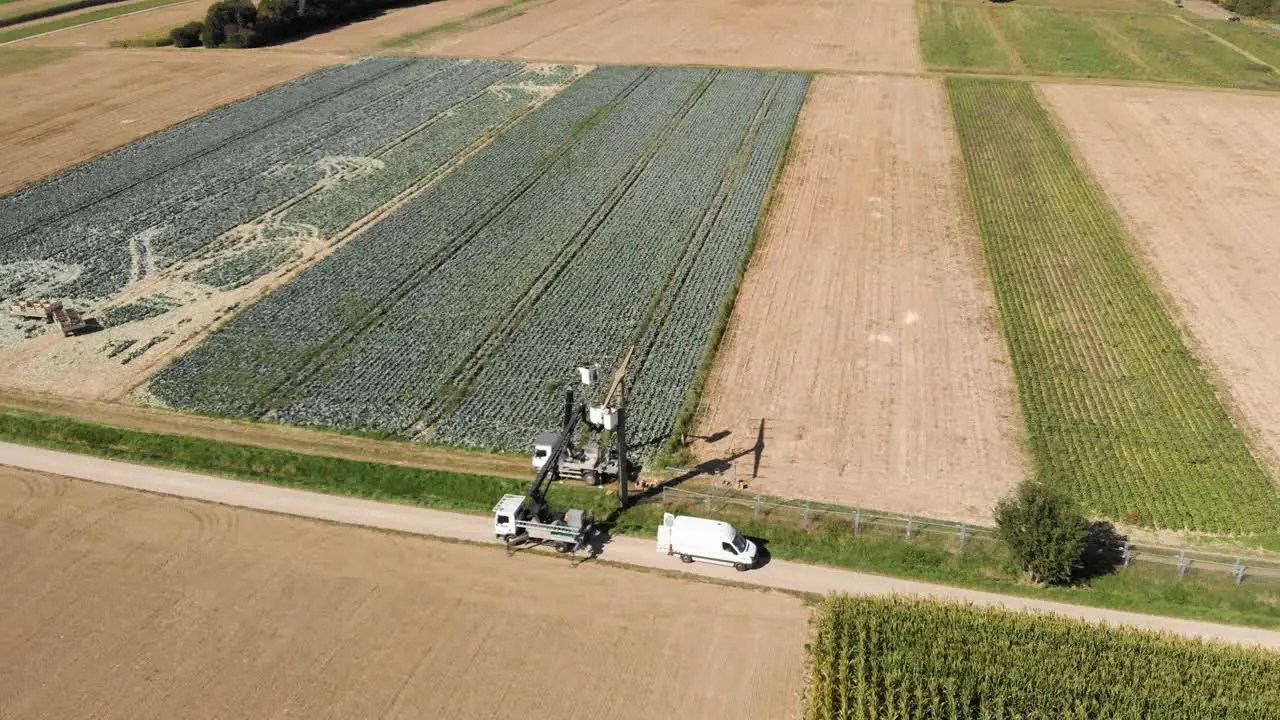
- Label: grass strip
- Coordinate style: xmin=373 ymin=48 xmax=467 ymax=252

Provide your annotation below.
xmin=1189 ymin=15 xmax=1280 ymax=70
xmin=1097 ymin=12 xmax=1278 ymax=88
xmin=917 ymin=0 xmax=1013 ymax=72
xmin=0 ymin=408 xmax=608 ymax=515
xmin=108 ymin=23 xmax=171 ymax=45
xmin=990 ymin=6 xmax=1142 ymax=77
xmin=806 ymin=595 xmax=1280 ymax=720
xmin=3 ymin=407 xmax=1279 ymax=629
xmin=946 ymin=78 xmax=1280 ymax=534
xmin=0 ymin=0 xmax=185 ymax=44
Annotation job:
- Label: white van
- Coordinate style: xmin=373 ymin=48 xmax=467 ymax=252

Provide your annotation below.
xmin=656 ymin=513 xmax=758 ymax=571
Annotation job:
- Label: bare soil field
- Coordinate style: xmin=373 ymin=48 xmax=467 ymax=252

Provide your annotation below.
xmin=12 ymin=0 xmax=208 ymax=46
xmin=1041 ymin=84 xmax=1280 ymax=475
xmin=0 ymin=48 xmax=338 ymax=194
xmin=413 ymin=0 xmax=921 ymax=72
xmin=284 ymin=0 xmax=507 ymax=52
xmin=0 ymin=467 xmax=807 ymax=720
xmin=696 ymin=75 xmax=1026 ymax=523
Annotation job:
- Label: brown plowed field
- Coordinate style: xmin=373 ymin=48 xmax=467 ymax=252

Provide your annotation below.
xmin=0 ymin=467 xmax=808 ymax=719
xmin=417 ymin=0 xmax=921 ymax=72
xmin=285 ymin=0 xmax=506 ymax=52
xmin=1041 ymin=84 xmax=1280 ymax=474
xmin=697 ymin=76 xmax=1026 ymax=523
xmin=0 ymin=48 xmax=339 ymax=194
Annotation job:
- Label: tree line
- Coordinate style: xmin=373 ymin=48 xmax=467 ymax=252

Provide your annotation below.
xmin=169 ymin=0 xmax=412 ymax=48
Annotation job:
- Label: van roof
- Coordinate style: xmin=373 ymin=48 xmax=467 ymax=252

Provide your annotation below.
xmin=672 ymin=515 xmax=737 ymax=542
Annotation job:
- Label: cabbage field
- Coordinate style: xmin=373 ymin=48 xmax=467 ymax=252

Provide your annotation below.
xmin=0 ymin=57 xmax=523 ymax=305
xmin=135 ymin=63 xmax=809 ymax=454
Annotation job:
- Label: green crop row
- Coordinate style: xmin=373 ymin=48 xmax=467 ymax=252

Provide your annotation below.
xmin=946 ymin=78 xmax=1280 ymax=533
xmin=806 ymin=595 xmax=1280 ymax=720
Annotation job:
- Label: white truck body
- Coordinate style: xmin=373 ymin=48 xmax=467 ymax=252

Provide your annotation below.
xmin=656 ymin=512 xmax=757 ymax=571
xmin=493 ymin=494 xmax=591 ymax=553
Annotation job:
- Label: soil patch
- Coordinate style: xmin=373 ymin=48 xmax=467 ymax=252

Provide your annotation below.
xmin=696 ymin=75 xmax=1027 ymax=523
xmin=0 ymin=467 xmax=808 ymax=719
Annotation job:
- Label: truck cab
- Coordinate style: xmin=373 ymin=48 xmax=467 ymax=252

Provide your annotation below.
xmin=493 ymin=494 xmax=529 ymax=538
xmin=656 ymin=513 xmax=758 ymax=571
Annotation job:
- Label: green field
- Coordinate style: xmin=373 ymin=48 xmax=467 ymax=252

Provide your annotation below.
xmin=806 ymin=596 xmax=1280 ymax=720
xmin=1191 ymin=16 xmax=1280 ymax=69
xmin=925 ymin=3 xmax=1278 ymax=87
xmin=990 ymin=6 xmax=1144 ymax=76
xmin=998 ymin=0 xmax=1169 ymax=11
xmin=1098 ymin=12 xmax=1279 ymax=87
xmin=917 ymin=1 xmax=1013 ymax=71
xmin=946 ymin=78 xmax=1280 ymax=534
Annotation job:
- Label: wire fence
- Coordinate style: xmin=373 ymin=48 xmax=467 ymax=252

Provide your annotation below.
xmin=654 ymin=486 xmax=1280 ymax=585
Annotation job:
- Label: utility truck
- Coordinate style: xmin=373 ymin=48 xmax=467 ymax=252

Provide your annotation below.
xmin=656 ymin=513 xmax=758 ymax=571
xmin=531 ymin=350 xmax=633 ymax=497
xmin=492 ymin=493 xmax=593 ymax=554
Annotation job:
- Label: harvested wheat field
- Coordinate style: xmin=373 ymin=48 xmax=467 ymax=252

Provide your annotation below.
xmin=417 ymin=0 xmax=921 ymax=72
xmin=697 ymin=75 xmax=1026 ymax=523
xmin=0 ymin=467 xmax=808 ymax=719
xmin=0 ymin=49 xmax=339 ymax=194
xmin=14 ymin=0 xmax=213 ymax=48
xmin=1041 ymin=84 xmax=1280 ymax=473
xmin=285 ymin=0 xmax=506 ymax=52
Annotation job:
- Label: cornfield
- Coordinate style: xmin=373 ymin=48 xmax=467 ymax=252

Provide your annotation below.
xmin=807 ymin=595 xmax=1280 ymax=720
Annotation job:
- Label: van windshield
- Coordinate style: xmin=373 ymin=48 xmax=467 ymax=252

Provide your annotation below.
xmin=732 ymin=532 xmax=747 ymax=553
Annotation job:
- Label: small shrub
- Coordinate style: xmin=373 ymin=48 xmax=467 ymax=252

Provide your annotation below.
xmin=169 ymin=20 xmax=204 ymax=47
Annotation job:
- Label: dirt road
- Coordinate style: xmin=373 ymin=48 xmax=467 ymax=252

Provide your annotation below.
xmin=1042 ymin=84 xmax=1280 ymax=474
xmin=697 ymin=75 xmax=1026 ymax=523
xmin=3 ymin=440 xmax=1279 ymax=649
xmin=1 ymin=465 xmax=807 ymax=719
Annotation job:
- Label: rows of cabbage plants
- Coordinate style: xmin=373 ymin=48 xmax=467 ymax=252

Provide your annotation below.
xmin=152 ymin=65 xmax=808 ymax=457
xmin=151 ymin=66 xmax=655 ymax=417
xmin=625 ymin=73 xmax=808 ymax=447
xmin=270 ymin=68 xmax=714 ymax=432
xmin=0 ymin=57 xmax=519 ymax=304
xmin=431 ymin=71 xmax=809 ymax=450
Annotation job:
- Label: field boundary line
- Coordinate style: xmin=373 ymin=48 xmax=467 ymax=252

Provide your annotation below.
xmin=4 ymin=441 xmax=1280 ymax=649
xmin=1173 ymin=13 xmax=1280 ymax=73
xmin=0 ymin=0 xmax=194 ymax=47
